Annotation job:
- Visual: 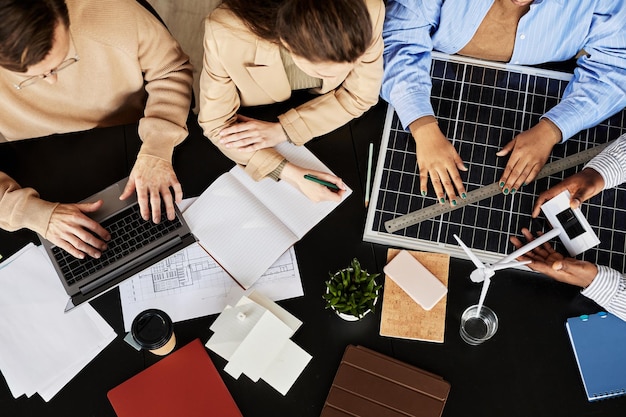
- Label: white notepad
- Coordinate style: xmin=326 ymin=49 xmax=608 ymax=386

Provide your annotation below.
xmin=383 ymin=250 xmax=448 ymax=311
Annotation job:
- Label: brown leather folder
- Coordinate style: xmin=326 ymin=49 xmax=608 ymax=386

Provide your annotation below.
xmin=320 ymin=345 xmax=450 ymax=417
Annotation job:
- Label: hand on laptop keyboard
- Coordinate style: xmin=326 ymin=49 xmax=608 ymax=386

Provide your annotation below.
xmin=46 ymin=200 xmax=111 ymax=260
xmin=120 ymin=155 xmax=183 ymax=224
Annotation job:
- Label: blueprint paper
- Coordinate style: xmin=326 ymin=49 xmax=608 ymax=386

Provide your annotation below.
xmin=119 ymin=243 xmax=303 ymax=331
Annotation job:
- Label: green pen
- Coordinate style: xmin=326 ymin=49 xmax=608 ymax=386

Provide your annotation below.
xmin=303 ymin=174 xmax=340 ymax=192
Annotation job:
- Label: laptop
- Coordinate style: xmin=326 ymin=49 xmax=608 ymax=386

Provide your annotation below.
xmin=39 ymin=177 xmax=196 ymax=312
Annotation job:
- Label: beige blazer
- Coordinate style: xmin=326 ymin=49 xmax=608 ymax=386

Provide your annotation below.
xmin=198 ymin=0 xmax=384 ymax=180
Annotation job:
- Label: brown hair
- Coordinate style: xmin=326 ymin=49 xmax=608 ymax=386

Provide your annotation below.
xmin=0 ymin=0 xmax=70 ymax=72
xmin=223 ymin=0 xmax=372 ymax=63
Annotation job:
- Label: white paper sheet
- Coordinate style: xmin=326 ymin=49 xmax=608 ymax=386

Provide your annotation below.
xmin=206 ymin=291 xmax=311 ymax=395
xmin=0 ymin=244 xmax=116 ymax=401
xmin=224 ymin=310 xmax=293 ymax=382
xmin=261 ymin=340 xmax=312 ymax=395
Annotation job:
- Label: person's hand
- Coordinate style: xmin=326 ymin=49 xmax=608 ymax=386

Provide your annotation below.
xmin=280 ymin=163 xmax=346 ymax=202
xmin=46 ymin=200 xmax=111 ymax=259
xmin=497 ymin=119 xmax=561 ymax=194
xmin=531 ymin=167 xmax=605 ymax=217
xmin=218 ymin=114 xmax=288 ymax=152
xmin=120 ymin=155 xmax=183 ymax=223
xmin=410 ymin=121 xmax=467 ymax=205
xmin=510 ymin=227 xmax=597 ymax=288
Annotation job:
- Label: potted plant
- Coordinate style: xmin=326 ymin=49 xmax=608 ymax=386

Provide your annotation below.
xmin=323 ymin=258 xmax=382 ymax=321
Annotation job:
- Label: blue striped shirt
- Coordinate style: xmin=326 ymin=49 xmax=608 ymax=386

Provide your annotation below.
xmin=382 ymin=0 xmax=626 ymax=142
xmin=582 ymin=134 xmax=626 ymax=321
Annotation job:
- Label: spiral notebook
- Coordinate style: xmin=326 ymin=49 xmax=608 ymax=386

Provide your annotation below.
xmin=566 ymin=312 xmax=626 ymax=401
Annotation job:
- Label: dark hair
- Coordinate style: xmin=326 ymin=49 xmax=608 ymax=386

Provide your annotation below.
xmin=0 ymin=0 xmax=70 ymax=72
xmin=223 ymin=0 xmax=372 ymax=63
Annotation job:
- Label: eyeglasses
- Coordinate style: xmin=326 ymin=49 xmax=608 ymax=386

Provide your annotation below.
xmin=13 ymin=55 xmax=80 ymax=90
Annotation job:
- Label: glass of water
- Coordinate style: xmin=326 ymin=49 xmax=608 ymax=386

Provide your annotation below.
xmin=460 ymin=304 xmax=498 ymax=345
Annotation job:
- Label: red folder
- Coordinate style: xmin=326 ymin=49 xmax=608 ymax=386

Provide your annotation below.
xmin=107 ymin=338 xmax=242 ymax=417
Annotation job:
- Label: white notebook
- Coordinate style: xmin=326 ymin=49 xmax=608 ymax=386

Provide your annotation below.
xmin=184 ymin=143 xmax=351 ymax=288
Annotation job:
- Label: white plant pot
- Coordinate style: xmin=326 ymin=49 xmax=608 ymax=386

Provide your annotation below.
xmin=328 ymin=289 xmax=379 ymax=321
xmin=335 ymin=308 xmax=372 ymax=321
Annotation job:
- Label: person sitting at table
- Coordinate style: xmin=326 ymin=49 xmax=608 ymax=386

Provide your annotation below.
xmin=0 ymin=0 xmax=193 ymax=259
xmin=382 ymin=0 xmax=626 ymax=206
xmin=198 ymin=0 xmax=384 ymax=202
xmin=510 ymin=133 xmax=626 ymax=321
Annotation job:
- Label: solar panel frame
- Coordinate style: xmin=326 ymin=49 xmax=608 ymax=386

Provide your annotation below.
xmin=364 ymin=52 xmax=626 ymax=272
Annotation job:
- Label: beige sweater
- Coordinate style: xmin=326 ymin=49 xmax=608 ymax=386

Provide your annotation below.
xmin=0 ymin=0 xmax=193 ymax=236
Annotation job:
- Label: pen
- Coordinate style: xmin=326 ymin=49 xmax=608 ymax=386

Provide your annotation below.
xmin=365 ymin=142 xmax=373 ymax=208
xmin=303 ymin=174 xmax=340 ymax=192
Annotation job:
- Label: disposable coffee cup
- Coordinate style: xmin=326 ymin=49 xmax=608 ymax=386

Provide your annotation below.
xmin=131 ymin=309 xmax=176 ymax=356
xmin=459 ymin=304 xmax=498 ymax=345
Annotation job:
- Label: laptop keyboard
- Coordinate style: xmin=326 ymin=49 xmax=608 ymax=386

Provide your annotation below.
xmin=52 ymin=204 xmax=183 ymax=286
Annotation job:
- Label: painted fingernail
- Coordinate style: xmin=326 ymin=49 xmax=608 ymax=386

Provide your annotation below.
xmin=439 ymin=197 xmax=446 ymax=204
xmin=451 ymin=199 xmax=457 ymax=206
xmin=522 ymin=182 xmax=527 ymax=187
xmin=503 ymin=188 xmax=509 ymax=195
xmin=499 ymin=181 xmax=505 ymax=188
xmin=421 ymin=190 xmax=427 ymax=196
xmin=461 ymin=192 xmax=467 ymax=199
xmin=511 ymin=188 xmax=516 ymax=194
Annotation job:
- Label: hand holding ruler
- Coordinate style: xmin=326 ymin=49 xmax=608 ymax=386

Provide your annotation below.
xmin=384 ymin=140 xmax=615 ymax=233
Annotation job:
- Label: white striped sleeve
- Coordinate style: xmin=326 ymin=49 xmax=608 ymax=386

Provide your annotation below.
xmin=584 ymin=133 xmax=626 ymax=190
xmin=581 ymin=265 xmax=626 ymax=322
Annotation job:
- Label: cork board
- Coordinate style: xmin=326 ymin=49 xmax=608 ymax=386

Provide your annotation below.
xmin=379 ymin=250 xmax=450 ymax=343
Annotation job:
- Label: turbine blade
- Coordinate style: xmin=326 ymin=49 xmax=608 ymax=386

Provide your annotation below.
xmin=453 ymin=234 xmax=485 ymax=270
xmin=492 ymin=260 xmax=532 ymax=271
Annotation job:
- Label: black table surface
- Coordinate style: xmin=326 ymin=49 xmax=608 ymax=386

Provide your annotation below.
xmin=1 ymin=99 xmax=625 ymax=417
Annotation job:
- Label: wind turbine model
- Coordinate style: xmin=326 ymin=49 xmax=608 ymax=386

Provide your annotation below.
xmin=453 ymin=230 xmax=555 ymax=317
xmin=453 ymin=190 xmax=601 ymax=315
xmin=453 ymin=229 xmax=556 ymax=284
xmin=455 ymin=189 xmax=601 ymax=284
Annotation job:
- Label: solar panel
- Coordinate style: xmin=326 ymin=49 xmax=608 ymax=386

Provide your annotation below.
xmin=364 ymin=53 xmax=626 ymax=272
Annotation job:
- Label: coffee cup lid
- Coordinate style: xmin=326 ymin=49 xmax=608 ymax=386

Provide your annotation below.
xmin=131 ymin=309 xmax=173 ymax=350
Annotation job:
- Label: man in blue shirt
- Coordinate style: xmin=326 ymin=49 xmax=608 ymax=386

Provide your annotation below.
xmin=382 ymin=0 xmax=626 ymax=205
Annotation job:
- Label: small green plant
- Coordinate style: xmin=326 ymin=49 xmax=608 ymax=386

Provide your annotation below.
xmin=323 ymin=258 xmax=382 ymax=319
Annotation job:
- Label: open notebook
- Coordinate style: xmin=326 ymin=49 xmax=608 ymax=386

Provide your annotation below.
xmin=183 ymin=142 xmax=351 ymax=288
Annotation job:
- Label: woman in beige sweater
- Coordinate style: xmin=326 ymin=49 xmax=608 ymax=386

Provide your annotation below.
xmin=199 ymin=0 xmax=384 ymax=202
xmin=0 ymin=0 xmax=192 ymax=259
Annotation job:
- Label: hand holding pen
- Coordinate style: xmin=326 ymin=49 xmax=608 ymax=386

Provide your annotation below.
xmin=279 ymin=163 xmax=346 ymax=202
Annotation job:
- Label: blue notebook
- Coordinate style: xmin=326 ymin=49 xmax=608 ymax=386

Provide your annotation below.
xmin=566 ymin=312 xmax=626 ymax=401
